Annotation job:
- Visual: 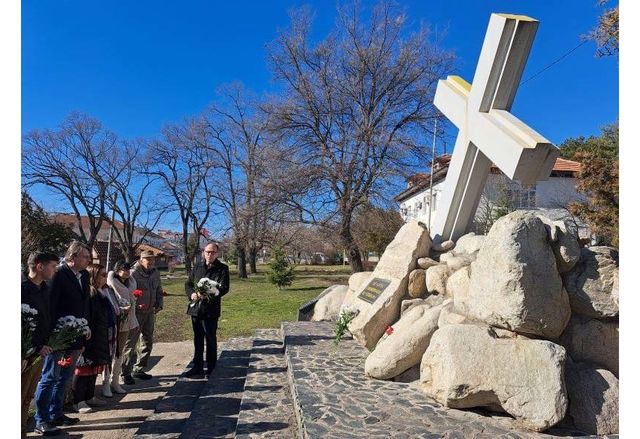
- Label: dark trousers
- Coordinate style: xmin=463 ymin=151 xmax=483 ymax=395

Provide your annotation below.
xmin=191 ymin=316 xmax=218 ymax=371
xmin=72 ymin=374 xmax=97 ymax=404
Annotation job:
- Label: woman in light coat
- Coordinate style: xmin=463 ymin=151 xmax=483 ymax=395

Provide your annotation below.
xmin=104 ymin=260 xmax=140 ymax=395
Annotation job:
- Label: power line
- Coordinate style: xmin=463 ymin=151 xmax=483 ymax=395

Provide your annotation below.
xmin=520 ymin=39 xmax=589 ymax=86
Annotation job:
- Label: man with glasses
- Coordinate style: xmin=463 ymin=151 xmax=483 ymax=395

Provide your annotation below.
xmin=184 ymin=242 xmax=229 ymax=378
xmin=33 ymin=241 xmax=92 ymax=436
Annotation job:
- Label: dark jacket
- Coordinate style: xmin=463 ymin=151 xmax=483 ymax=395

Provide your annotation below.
xmin=48 ymin=263 xmax=91 ymax=350
xmin=77 ymin=292 xmax=116 ymax=366
xmin=21 ymin=273 xmax=52 ymax=352
xmin=185 ymin=259 xmax=230 ymax=319
xmin=131 ymin=263 xmax=163 ymax=312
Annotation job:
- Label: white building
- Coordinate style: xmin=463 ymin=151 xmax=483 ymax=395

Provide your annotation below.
xmin=394 ymin=155 xmax=589 ymax=237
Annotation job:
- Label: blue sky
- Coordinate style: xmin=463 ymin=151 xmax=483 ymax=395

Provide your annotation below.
xmin=22 ymin=0 xmax=619 ymax=227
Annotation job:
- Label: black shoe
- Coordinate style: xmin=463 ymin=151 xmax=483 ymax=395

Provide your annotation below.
xmin=51 ymin=414 xmax=80 ymax=426
xmin=183 ymin=367 xmax=204 ymax=378
xmin=123 ymin=374 xmax=136 ymax=385
xmin=133 ymin=371 xmax=153 ymax=380
xmin=34 ymin=422 xmax=60 ymax=436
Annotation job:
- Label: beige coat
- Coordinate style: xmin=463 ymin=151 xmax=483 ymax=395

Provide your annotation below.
xmin=107 ymin=271 xmax=140 ymax=332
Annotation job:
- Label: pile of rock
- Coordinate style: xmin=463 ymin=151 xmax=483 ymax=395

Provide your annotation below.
xmin=308 ymin=211 xmax=619 ymax=434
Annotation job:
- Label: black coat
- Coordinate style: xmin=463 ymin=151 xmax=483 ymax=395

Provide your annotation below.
xmin=48 ymin=263 xmax=91 ymax=350
xmin=77 ymin=292 xmax=116 ymax=366
xmin=21 ymin=273 xmax=52 ymax=352
xmin=185 ymin=259 xmax=230 ymax=319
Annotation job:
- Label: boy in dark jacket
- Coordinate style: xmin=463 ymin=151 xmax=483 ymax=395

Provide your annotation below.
xmin=21 ymin=252 xmax=59 ymax=436
xmin=184 ymin=242 xmax=230 ymax=377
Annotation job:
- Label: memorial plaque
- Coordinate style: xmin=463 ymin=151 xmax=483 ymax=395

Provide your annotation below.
xmin=358 ymin=278 xmax=392 ymax=304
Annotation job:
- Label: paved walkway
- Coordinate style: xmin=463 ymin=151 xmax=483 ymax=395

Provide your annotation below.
xmin=282 ymin=321 xmax=613 ymax=439
xmin=26 ymin=341 xmax=193 ymax=439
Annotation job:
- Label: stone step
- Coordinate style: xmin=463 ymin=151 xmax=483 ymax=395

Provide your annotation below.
xmin=133 ymin=337 xmax=252 ymax=439
xmin=234 ymin=329 xmax=296 ymax=438
xmin=179 ymin=336 xmax=254 ymax=438
xmin=282 ymin=321 xmax=606 ymax=439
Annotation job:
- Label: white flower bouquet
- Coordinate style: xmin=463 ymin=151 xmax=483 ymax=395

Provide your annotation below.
xmin=194 ymin=277 xmax=221 ymax=303
xmin=21 ymin=304 xmax=38 ymax=361
xmin=48 ymin=315 xmax=90 ymax=352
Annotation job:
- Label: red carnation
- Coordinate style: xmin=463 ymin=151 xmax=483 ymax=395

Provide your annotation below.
xmin=385 ymin=326 xmax=394 ymax=336
xmin=57 ymin=356 xmax=73 ymax=368
xmin=133 ymin=289 xmax=143 ymax=298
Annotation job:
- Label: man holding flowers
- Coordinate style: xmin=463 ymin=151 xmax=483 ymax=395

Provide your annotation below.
xmin=33 ymin=241 xmax=92 ymax=435
xmin=21 ymin=251 xmax=59 ymax=436
xmin=184 ymin=242 xmax=229 ymax=378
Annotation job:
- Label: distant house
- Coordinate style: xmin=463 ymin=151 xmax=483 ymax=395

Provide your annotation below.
xmin=394 ymin=154 xmax=589 ymax=238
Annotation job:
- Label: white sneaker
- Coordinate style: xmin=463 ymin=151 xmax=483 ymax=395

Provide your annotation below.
xmin=87 ymin=396 xmax=108 ymax=407
xmin=74 ymin=401 xmax=93 ymax=413
xmin=111 ymin=382 xmax=127 ymax=394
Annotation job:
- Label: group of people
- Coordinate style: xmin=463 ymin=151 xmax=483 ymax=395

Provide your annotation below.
xmin=21 ymin=241 xmax=166 ymax=436
xmin=21 ymin=240 xmax=230 ymax=437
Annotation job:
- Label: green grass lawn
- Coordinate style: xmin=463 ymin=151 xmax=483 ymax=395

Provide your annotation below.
xmin=154 ymin=264 xmax=351 ymax=342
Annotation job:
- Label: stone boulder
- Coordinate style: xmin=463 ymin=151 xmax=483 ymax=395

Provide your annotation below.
xmin=447 ymin=266 xmax=470 ymax=301
xmin=401 ymin=298 xmax=426 ymax=316
xmin=417 ymin=257 xmax=439 ymax=269
xmin=565 ymin=362 xmax=619 ymax=435
xmin=365 ymin=304 xmax=443 ymax=380
xmin=437 ymin=300 xmax=466 ymax=328
xmin=407 ymin=269 xmax=427 ymax=298
xmin=563 ymin=246 xmax=619 ymax=319
xmin=537 ymin=216 xmax=581 ymax=273
xmin=431 ymin=239 xmax=455 ymax=253
xmin=420 ymin=324 xmax=568 ymax=432
xmin=453 ymin=232 xmax=486 ymax=257
xmin=465 ymin=211 xmax=570 ymax=338
xmin=559 ymin=316 xmax=618 ymax=376
xmin=311 ymin=285 xmax=349 ymax=321
xmin=425 ymin=264 xmax=449 ymax=296
xmin=445 ymin=255 xmax=472 ymax=272
xmin=348 ymin=221 xmax=432 ymax=350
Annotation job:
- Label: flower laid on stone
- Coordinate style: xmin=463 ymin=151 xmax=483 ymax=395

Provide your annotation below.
xmin=48 ymin=315 xmax=90 ymax=352
xmin=334 ymin=305 xmax=359 ymax=345
xmin=21 ymin=304 xmax=38 ymax=361
xmin=385 ymin=326 xmax=394 ymax=336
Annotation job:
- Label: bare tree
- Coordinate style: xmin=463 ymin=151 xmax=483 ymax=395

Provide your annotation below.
xmin=266 ymin=1 xmax=455 ymax=272
xmin=145 ymin=117 xmax=215 ymax=274
xmin=104 ymin=140 xmax=167 ymax=262
xmin=22 ymin=112 xmax=125 ymax=247
xmin=206 ymin=85 xmax=283 ymax=278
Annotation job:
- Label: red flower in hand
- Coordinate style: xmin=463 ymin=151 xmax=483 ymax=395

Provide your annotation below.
xmin=385 ymin=326 xmax=394 ymax=336
xmin=133 ymin=289 xmax=143 ymax=298
xmin=57 ymin=356 xmax=73 ymax=368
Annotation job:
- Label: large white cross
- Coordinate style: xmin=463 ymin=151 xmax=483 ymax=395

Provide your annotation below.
xmin=432 ymin=13 xmax=559 ymax=242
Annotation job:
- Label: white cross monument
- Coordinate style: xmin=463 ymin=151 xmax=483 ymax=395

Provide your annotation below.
xmin=432 ymin=13 xmax=560 ymax=242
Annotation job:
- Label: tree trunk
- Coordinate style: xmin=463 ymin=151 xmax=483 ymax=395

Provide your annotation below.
xmin=249 ymin=246 xmax=258 ymax=274
xmin=183 ymin=228 xmax=192 ymax=275
xmin=340 ymin=220 xmax=364 ymax=273
xmin=237 ymin=245 xmax=248 ymax=279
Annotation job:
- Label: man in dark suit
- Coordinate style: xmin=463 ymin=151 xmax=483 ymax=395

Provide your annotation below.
xmin=184 ymin=242 xmax=230 ymax=378
xmin=33 ymin=241 xmax=92 ymax=436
